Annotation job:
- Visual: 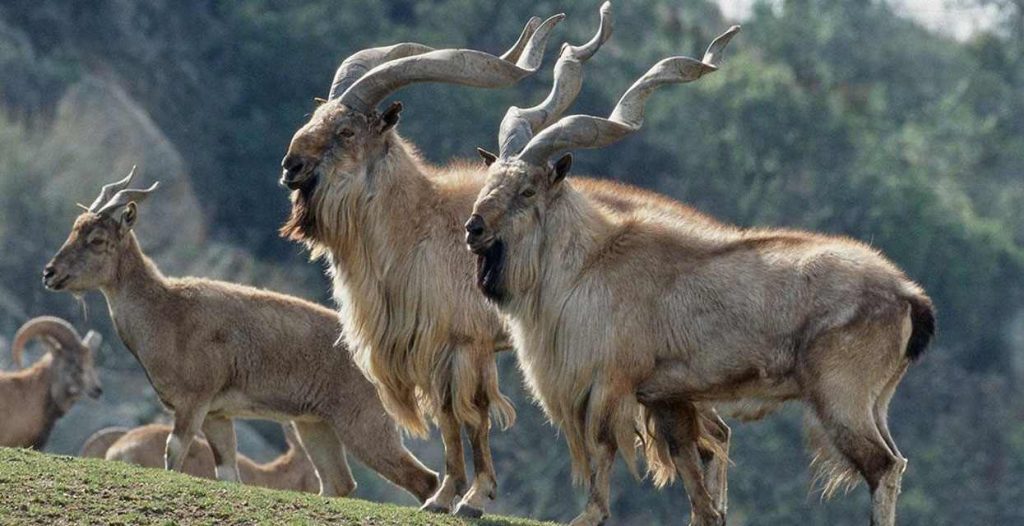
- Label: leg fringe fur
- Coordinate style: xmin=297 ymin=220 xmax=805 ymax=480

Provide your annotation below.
xmin=805 ymin=410 xmax=861 ymax=499
xmin=640 ymin=405 xmax=729 ymax=488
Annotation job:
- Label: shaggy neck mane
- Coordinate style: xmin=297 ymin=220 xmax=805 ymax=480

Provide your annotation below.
xmin=504 ymin=181 xmax=614 ymax=322
xmin=293 ymin=129 xmax=496 ymax=434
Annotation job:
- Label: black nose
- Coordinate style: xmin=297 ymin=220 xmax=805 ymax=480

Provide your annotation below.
xmin=281 ymin=154 xmax=308 ymax=178
xmin=43 ymin=265 xmax=56 ymax=279
xmin=465 ymin=215 xmax=486 ymax=238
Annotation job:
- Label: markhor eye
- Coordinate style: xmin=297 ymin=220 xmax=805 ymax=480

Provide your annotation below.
xmin=339 ymin=129 xmax=354 ymax=138
xmin=89 ymin=238 xmax=104 ymax=246
xmin=521 ymin=188 xmax=536 ymax=198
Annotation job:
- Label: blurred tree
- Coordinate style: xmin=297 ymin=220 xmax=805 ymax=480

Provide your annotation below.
xmin=0 ymin=0 xmax=1021 ymax=523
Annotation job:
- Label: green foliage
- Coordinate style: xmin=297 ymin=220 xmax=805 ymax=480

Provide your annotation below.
xmin=0 ymin=0 xmax=1022 ymax=524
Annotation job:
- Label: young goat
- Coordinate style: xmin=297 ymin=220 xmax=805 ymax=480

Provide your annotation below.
xmin=95 ymin=423 xmax=320 ymax=493
xmin=44 ymin=171 xmax=438 ymax=502
xmin=280 ymin=4 xmax=729 ymax=516
xmin=0 ymin=316 xmax=103 ymax=449
xmin=468 ymin=25 xmax=933 ymax=526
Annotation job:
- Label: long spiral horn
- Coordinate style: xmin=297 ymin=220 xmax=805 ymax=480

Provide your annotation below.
xmin=497 ymin=2 xmax=613 ymax=159
xmin=338 ymin=13 xmax=564 ymax=114
xmin=328 ymin=16 xmax=544 ymax=100
xmin=517 ymin=25 xmax=739 ymax=166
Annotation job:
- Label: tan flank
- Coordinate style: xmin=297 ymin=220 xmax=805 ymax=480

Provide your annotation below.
xmin=100 ymin=423 xmax=320 ymax=494
xmin=0 ymin=316 xmax=103 ymax=449
xmin=469 ymin=24 xmax=934 ymax=526
xmin=43 ymin=170 xmax=438 ymax=503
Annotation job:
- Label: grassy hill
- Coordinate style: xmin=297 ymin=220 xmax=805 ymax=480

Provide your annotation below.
xmin=0 ymin=448 xmax=554 ymax=525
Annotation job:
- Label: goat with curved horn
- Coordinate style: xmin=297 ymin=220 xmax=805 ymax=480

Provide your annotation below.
xmin=338 ymin=13 xmax=564 ymax=113
xmin=469 ymin=19 xmax=935 ymax=526
xmin=493 ymin=1 xmax=614 ymax=160
xmin=467 ymin=25 xmax=744 ymax=526
xmin=45 ymin=172 xmax=440 ymax=503
xmin=328 ymin=16 xmax=544 ymax=100
xmin=1 ymin=316 xmax=103 ymax=449
xmin=518 ymin=25 xmax=740 ymax=165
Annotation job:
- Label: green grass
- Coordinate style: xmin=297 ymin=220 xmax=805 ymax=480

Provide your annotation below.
xmin=0 ymin=448 xmax=554 ymax=525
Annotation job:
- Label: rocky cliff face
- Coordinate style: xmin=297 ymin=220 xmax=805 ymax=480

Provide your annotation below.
xmin=45 ymin=75 xmax=206 ymax=255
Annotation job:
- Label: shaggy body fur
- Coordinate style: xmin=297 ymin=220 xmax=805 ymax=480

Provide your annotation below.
xmin=45 ymin=211 xmax=437 ymax=502
xmin=0 ymin=318 xmax=102 ymax=449
xmin=283 ymin=117 xmax=733 ymax=514
xmin=97 ymin=424 xmax=320 ymax=493
xmin=471 ymin=165 xmax=934 ymax=526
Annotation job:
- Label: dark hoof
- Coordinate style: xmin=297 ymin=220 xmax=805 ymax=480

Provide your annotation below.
xmin=420 ymin=502 xmax=450 ymax=514
xmin=454 ymin=503 xmax=484 ymax=519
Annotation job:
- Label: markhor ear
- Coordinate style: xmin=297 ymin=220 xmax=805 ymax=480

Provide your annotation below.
xmin=120 ymin=202 xmax=138 ymax=230
xmin=552 ymin=153 xmax=572 ymax=184
xmin=313 ymin=97 xmax=327 ymax=106
xmin=477 ymin=148 xmax=498 ymax=166
xmin=379 ymin=101 xmax=403 ymax=132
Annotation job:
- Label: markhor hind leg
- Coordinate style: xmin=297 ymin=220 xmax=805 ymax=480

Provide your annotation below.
xmin=807 ymin=321 xmax=908 ymax=526
xmin=697 ymin=406 xmax=730 ymax=519
xmin=569 ymin=435 xmax=617 ymax=526
xmin=654 ymin=403 xmax=722 ymax=526
xmin=293 ymin=420 xmax=356 ymax=497
xmin=332 ymin=412 xmax=438 ymax=503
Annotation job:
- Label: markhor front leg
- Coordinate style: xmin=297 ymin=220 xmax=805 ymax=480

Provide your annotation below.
xmin=569 ymin=438 xmax=617 ymax=526
xmin=202 ymin=416 xmax=241 ymax=482
xmin=420 ymin=409 xmax=467 ymax=514
xmin=454 ymin=406 xmax=497 ymax=518
xmin=165 ymin=403 xmax=208 ymax=472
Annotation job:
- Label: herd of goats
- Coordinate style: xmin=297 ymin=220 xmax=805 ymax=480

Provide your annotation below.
xmin=0 ymin=4 xmax=936 ymax=525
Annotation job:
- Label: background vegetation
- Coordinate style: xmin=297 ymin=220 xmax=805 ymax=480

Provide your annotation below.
xmin=0 ymin=0 xmax=1021 ymax=524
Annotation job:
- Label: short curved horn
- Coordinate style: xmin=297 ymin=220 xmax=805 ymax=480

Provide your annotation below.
xmin=328 ymin=16 xmax=543 ymax=101
xmin=88 ymin=166 xmax=136 ymax=212
xmin=518 ymin=25 xmax=739 ymax=166
xmin=11 ymin=316 xmax=84 ymax=368
xmin=95 ymin=182 xmax=160 ymax=217
xmin=498 ymin=2 xmax=613 ymax=158
xmin=338 ymin=13 xmax=565 ymax=114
